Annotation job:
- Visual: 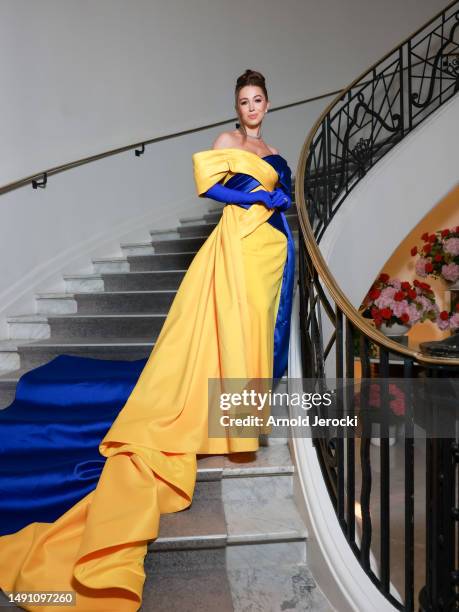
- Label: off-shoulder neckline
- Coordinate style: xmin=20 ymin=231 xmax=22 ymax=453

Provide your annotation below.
xmin=201 ymin=147 xmax=285 ymax=163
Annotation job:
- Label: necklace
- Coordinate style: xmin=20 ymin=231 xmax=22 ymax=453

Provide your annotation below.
xmin=238 ymin=126 xmax=262 ymax=140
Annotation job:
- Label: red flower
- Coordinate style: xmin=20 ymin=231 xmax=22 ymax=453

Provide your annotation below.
xmin=400 ymin=313 xmax=410 ymax=324
xmin=369 ymin=288 xmax=381 ymax=300
xmin=428 ymin=234 xmax=437 ymax=243
xmin=441 ymin=229 xmax=450 ymax=237
xmin=381 ymin=308 xmax=392 ymax=320
xmin=440 ymin=310 xmax=449 ymax=321
xmin=420 ymin=281 xmax=431 ymax=290
xmin=413 ymin=279 xmax=420 ymax=287
xmin=408 ymin=289 xmax=417 ymax=299
xmin=425 ymin=262 xmax=434 ymax=273
xmin=394 ymin=291 xmax=405 ymax=301
xmin=421 ymin=232 xmax=429 ymax=241
xmin=371 ymin=307 xmax=380 ymax=318
xmin=390 ymin=397 xmax=405 ymax=416
xmin=410 ymin=246 xmax=418 ymax=256
xmin=434 ymin=254 xmax=443 ymax=262
xmin=401 ymin=281 xmax=411 ymax=291
xmin=423 ymin=244 xmax=432 ymax=254
xmin=379 ymin=273 xmax=389 ymax=283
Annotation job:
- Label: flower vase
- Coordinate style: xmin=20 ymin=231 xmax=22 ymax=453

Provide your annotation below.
xmin=370 ymin=422 xmax=398 ymax=447
xmin=379 ymin=322 xmax=410 ymax=345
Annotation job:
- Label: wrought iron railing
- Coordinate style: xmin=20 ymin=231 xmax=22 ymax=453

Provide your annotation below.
xmin=303 ymin=2 xmax=459 ymax=242
xmin=295 ymin=2 xmax=459 ymax=610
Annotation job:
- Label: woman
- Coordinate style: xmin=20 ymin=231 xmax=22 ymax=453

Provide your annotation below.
xmin=0 ymin=69 xmax=294 ymax=611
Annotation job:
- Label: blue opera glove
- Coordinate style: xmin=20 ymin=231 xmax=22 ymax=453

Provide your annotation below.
xmin=203 ymin=182 xmax=274 ymax=208
xmin=270 ymin=187 xmax=292 ymax=212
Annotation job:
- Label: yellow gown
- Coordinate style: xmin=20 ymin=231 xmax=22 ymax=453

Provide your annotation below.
xmin=0 ymin=148 xmax=288 ymax=611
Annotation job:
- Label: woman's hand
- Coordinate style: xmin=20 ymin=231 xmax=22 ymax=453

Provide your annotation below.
xmin=250 ymin=188 xmax=291 ymax=211
xmin=249 ymin=190 xmax=273 ymax=207
xmin=267 ymin=188 xmax=292 ymax=211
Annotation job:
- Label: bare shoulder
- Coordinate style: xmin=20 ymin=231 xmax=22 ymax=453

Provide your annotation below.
xmin=267 ymin=144 xmax=279 ymax=154
xmin=212 ymin=130 xmax=240 ymax=150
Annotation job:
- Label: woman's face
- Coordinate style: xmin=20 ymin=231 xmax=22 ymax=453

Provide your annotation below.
xmin=236 ymin=85 xmax=270 ymax=129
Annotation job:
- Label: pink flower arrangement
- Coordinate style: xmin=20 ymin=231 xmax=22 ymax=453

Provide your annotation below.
xmin=436 ymin=303 xmax=459 ymax=331
xmin=354 ymin=382 xmax=406 ymax=416
xmin=411 ymin=227 xmax=459 ymax=284
xmin=361 ymin=274 xmax=439 ymax=329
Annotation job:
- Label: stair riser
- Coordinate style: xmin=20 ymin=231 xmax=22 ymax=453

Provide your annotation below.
xmin=64 ymin=278 xmax=104 ymax=293
xmin=0 ymin=352 xmax=20 ymax=373
xmin=18 ymin=345 xmax=153 ymax=370
xmin=121 ymin=244 xmax=154 ymax=256
xmin=47 ymin=316 xmax=166 ymax=340
xmin=179 ymin=216 xmax=207 ymax=226
xmin=146 ymin=546 xmax=226 ymax=574
xmin=0 ymin=384 xmax=16 ymax=410
xmin=75 ymin=293 xmax=176 ymax=314
xmin=222 ymin=474 xmax=293 ymax=504
xmin=36 ymin=298 xmax=78 ymax=315
xmin=141 ymin=555 xmax=233 ymax=612
xmin=149 ymin=230 xmax=180 ymax=240
xmin=103 ymin=271 xmax=186 ymax=291
xmin=8 ymin=323 xmax=50 ymax=340
xmin=178 ymin=224 xmax=217 ymax=237
xmin=152 ymin=237 xmax=208 ymax=253
xmin=226 ymin=540 xmax=306 ymax=569
xmin=93 ymin=261 xmax=130 ymax=274
xmin=128 ymin=253 xmax=196 ymax=271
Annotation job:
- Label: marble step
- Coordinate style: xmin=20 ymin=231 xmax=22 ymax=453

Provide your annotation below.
xmin=64 ymin=270 xmax=186 ymax=292
xmin=0 ymin=337 xmax=154 ymax=406
xmin=127 ymin=251 xmax=197 ymax=271
xmin=36 ymin=290 xmax=177 ymax=315
xmin=0 ymin=340 xmax=25 ymax=373
xmin=7 ymin=313 xmax=167 ymax=340
xmin=16 ymin=336 xmax=154 ymax=370
xmin=145 ymin=447 xmax=304 ymax=555
xmin=141 ymin=556 xmax=234 ymax=612
xmin=0 ymin=378 xmax=17 ymax=409
xmin=150 ymin=235 xmax=209 ymax=253
xmin=149 ymin=227 xmax=180 ymax=240
xmin=150 ymin=480 xmax=226 ymax=553
xmin=141 ymin=447 xmax=311 ymax=609
xmin=120 ymin=240 xmax=155 ymax=256
xmin=227 ymin=563 xmax=332 ymax=612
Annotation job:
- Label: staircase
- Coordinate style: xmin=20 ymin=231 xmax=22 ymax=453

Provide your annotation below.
xmin=0 ymin=202 xmax=332 ymax=610
xmin=0 ymin=205 xmax=299 ymax=407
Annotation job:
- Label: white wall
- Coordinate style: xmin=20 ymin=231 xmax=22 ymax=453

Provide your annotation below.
xmin=0 ymin=0 xmax=447 ymax=335
xmin=0 ymin=0 xmax=445 ymax=185
xmin=320 ymin=93 xmax=459 ymax=309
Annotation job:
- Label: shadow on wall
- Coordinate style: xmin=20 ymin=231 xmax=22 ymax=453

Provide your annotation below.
xmin=362 ymin=184 xmax=459 ymax=345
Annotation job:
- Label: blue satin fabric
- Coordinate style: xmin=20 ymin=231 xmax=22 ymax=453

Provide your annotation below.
xmin=0 ymin=355 xmax=147 ymax=535
xmin=224 ymin=154 xmax=295 ymax=379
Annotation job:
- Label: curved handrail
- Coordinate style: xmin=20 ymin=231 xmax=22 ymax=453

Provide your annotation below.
xmin=295 ymin=0 xmax=459 ymax=367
